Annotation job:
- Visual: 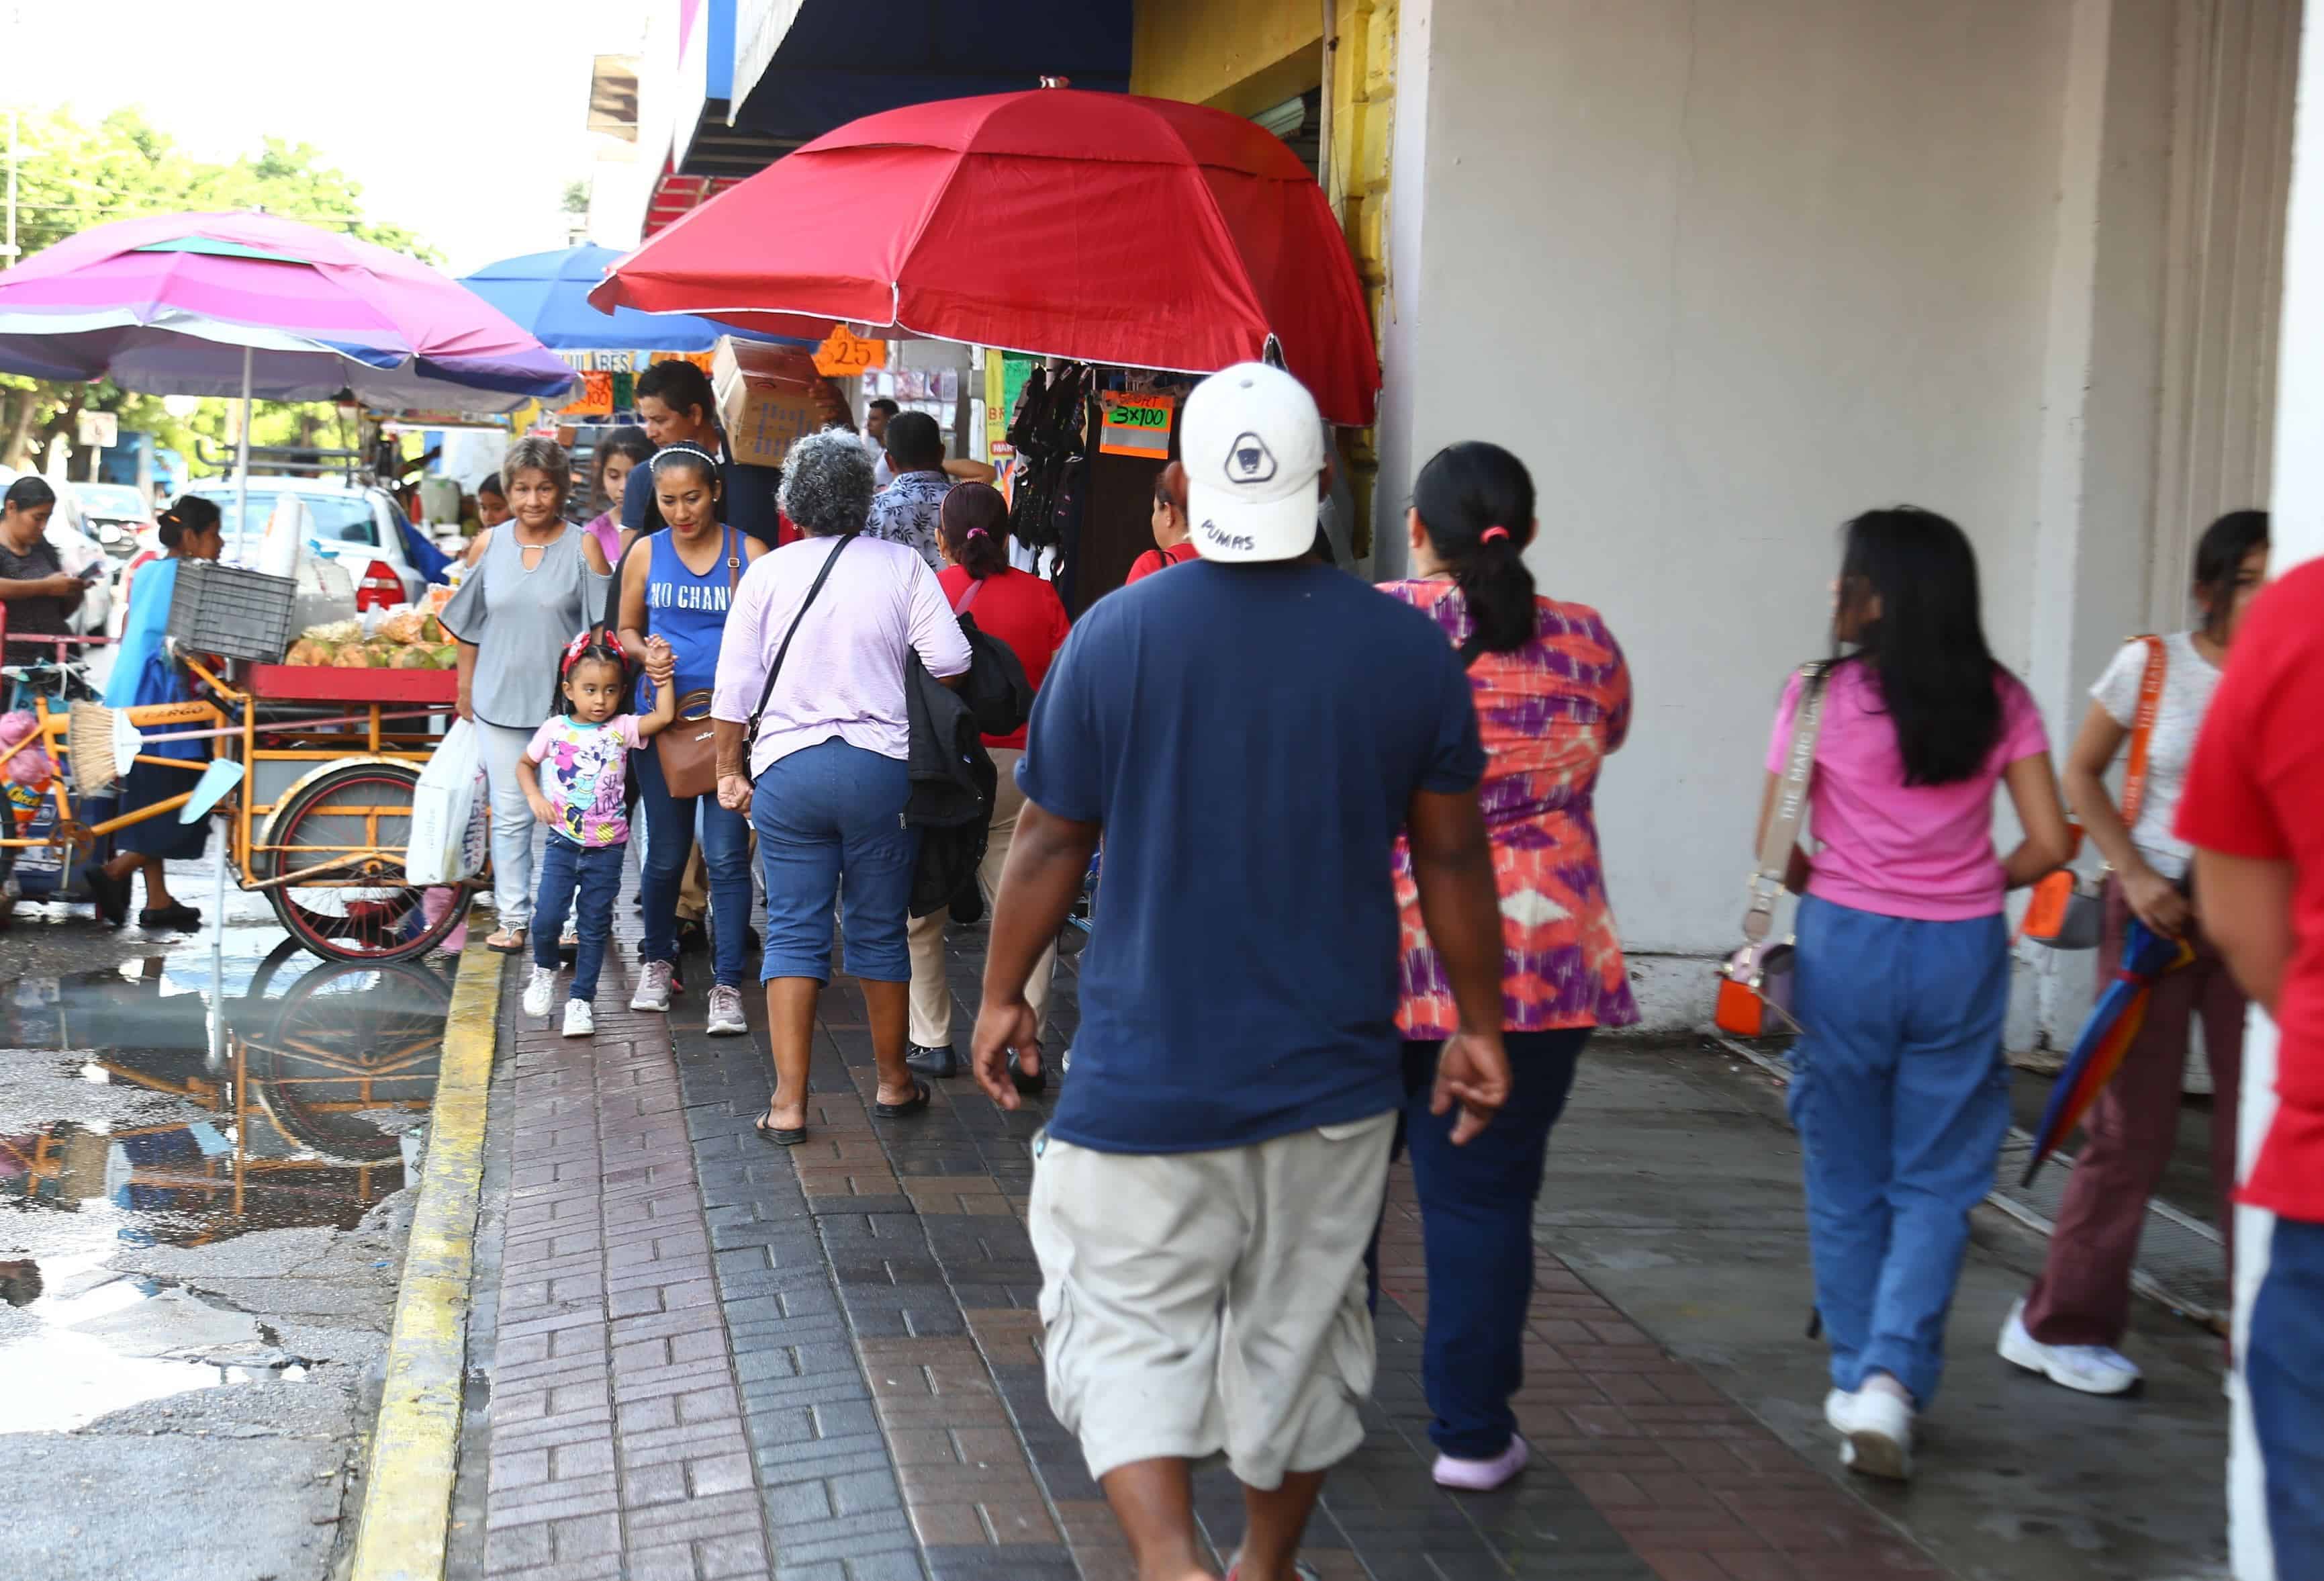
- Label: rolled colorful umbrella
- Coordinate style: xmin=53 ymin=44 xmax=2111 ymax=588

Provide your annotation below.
xmin=590 ymin=87 xmax=1383 ymax=426
xmin=459 ymin=243 xmax=795 ymax=353
xmin=2020 ymin=913 xmax=2198 ymax=1185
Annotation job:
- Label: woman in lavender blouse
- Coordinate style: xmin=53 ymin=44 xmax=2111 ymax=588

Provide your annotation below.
xmin=711 ymin=430 xmax=971 ymax=1147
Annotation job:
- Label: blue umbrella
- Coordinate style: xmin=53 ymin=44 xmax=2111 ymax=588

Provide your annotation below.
xmin=457 ymin=244 xmax=798 ymax=352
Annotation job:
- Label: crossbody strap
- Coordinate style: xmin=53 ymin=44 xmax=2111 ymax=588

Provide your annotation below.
xmin=745 ymin=535 xmax=854 ymax=748
xmin=951 ymin=574 xmax=985 ymax=615
xmin=2117 ymin=634 xmax=2168 ymax=831
xmin=1742 ymin=663 xmax=1831 ymax=944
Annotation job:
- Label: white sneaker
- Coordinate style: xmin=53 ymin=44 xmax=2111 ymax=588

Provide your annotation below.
xmin=1824 ymin=1383 xmax=1913 ymax=1481
xmin=1998 ymin=1299 xmax=2141 ymax=1395
xmin=521 ymin=964 xmax=557 ymax=1018
xmin=705 ymin=984 xmax=747 ymax=1037
xmin=562 ymin=998 xmax=594 ymax=1038
xmin=629 ymin=959 xmax=674 ymax=1013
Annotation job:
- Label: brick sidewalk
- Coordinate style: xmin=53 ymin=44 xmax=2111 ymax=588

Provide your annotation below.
xmin=464 ymin=924 xmax=1952 ymax=1581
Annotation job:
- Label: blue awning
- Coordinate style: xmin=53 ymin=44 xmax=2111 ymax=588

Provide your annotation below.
xmin=731 ymin=0 xmax=1131 ymax=146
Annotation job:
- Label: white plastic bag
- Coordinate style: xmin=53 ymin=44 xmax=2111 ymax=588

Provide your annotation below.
xmin=406 ymin=718 xmax=485 ymax=885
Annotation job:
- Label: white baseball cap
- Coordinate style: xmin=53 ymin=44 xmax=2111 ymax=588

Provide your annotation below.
xmin=1181 ymin=361 xmax=1325 ymax=563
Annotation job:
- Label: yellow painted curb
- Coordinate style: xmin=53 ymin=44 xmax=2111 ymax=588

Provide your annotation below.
xmin=350 ymin=941 xmax=502 ymax=1581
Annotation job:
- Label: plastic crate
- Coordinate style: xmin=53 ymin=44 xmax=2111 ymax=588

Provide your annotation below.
xmin=167 ymin=560 xmax=297 ymax=663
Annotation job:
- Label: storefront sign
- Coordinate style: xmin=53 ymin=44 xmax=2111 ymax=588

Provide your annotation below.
xmin=813 ymin=326 xmax=887 ymax=377
xmin=987 ymin=352 xmax=1035 ymax=455
xmin=1098 ymin=394 xmax=1173 ymax=459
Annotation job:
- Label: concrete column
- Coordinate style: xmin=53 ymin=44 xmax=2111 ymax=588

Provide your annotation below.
xmin=2236 ymin=8 xmax=2324 ymax=1572
xmin=1369 ymin=0 xmax=1434 ymax=580
xmin=2020 ymin=0 xmax=2178 ymax=1047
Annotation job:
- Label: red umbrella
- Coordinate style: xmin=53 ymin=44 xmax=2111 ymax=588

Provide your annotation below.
xmin=590 ymin=89 xmax=1381 ymax=426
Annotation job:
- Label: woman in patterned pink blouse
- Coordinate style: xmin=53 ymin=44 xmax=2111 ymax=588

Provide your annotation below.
xmin=1379 ymin=440 xmax=1638 ymax=1491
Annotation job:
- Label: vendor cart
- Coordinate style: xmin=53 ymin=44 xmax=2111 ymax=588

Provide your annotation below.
xmin=0 ymin=654 xmax=476 ymax=964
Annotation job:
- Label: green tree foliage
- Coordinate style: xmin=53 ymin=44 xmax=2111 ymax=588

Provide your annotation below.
xmin=1 ymin=107 xmax=437 ymax=478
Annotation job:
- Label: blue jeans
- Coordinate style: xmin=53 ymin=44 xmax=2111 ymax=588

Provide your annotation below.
xmin=1402 ymin=1028 xmax=1588 ymax=1459
xmin=532 ymin=834 xmax=622 ymax=1002
xmin=2249 ymin=1215 xmax=2324 ymax=1578
xmin=633 ymin=746 xmax=753 ymax=989
xmin=1787 ymin=895 xmax=2010 ymax=1406
xmin=751 ymin=740 xmax=917 ymax=985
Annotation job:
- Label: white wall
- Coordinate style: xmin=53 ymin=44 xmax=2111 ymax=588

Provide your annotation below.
xmin=1383 ymin=0 xmax=2197 ymax=1024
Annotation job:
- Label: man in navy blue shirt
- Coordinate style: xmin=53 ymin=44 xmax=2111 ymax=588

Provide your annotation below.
xmin=618 ymin=359 xmax=782 ymax=549
xmin=972 ymin=363 xmax=1512 ymax=1581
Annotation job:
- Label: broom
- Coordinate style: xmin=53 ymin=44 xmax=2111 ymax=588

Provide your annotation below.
xmin=66 ymin=702 xmax=141 ymax=793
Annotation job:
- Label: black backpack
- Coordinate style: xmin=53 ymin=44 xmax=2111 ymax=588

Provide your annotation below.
xmin=947 ymin=580 xmax=1034 ymax=738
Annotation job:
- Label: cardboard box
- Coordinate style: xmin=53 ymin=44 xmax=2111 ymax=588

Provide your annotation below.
xmin=712 ymin=338 xmax=853 ymax=467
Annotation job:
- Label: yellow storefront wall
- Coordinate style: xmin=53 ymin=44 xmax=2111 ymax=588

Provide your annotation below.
xmin=1131 ymin=0 xmax=1397 ymax=555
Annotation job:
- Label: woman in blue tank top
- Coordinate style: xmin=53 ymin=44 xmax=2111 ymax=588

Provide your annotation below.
xmin=617 ymin=444 xmax=767 ymax=1035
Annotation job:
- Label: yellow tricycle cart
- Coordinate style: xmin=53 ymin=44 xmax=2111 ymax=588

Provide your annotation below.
xmin=0 ymin=571 xmax=477 ymax=963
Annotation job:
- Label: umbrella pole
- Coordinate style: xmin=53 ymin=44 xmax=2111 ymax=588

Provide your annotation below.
xmin=210 ymin=345 xmax=252 ymax=979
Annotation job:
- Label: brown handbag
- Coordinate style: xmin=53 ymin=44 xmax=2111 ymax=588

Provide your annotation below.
xmin=652 ymin=528 xmax=741 ymax=799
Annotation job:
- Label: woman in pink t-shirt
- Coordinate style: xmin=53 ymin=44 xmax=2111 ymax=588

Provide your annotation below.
xmin=1757 ymin=507 xmax=2071 ymax=1484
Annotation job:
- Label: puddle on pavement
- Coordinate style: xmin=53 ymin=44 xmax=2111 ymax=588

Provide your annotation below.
xmin=0 ymin=941 xmax=456 ymax=1431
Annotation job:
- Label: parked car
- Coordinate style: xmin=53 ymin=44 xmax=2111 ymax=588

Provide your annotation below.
xmin=185 ymin=476 xmax=430 ymax=610
xmin=67 ymin=481 xmax=156 ymax=556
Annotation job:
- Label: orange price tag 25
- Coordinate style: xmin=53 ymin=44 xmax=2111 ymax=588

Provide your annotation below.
xmin=813 ymin=327 xmax=888 ymax=377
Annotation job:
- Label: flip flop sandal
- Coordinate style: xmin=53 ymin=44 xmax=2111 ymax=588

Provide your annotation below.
xmin=1225 ymin=1562 xmax=1321 ymax=1581
xmin=487 ymin=928 xmax=527 ymax=954
xmin=754 ymin=1110 xmax=807 ymax=1146
xmin=872 ymin=1079 xmax=931 ymax=1119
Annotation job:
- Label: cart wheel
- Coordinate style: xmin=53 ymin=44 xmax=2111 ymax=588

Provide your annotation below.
xmin=246 ymin=956 xmax=453 ymax=1163
xmin=260 ymin=761 xmax=477 ymax=963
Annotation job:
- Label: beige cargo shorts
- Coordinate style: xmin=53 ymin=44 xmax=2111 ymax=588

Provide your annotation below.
xmin=1025 ymin=1111 xmax=1397 ymax=1489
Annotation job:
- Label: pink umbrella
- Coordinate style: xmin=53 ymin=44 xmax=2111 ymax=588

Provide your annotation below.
xmin=0 ymin=210 xmax=574 ymax=409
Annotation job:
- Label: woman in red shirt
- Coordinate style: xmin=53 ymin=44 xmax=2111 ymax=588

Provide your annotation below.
xmin=1125 ymin=461 xmax=1198 ymax=583
xmin=905 ymin=484 xmax=1072 ymax=1079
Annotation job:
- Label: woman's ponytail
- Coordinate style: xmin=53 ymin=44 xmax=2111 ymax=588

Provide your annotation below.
xmin=157 ymin=493 xmax=221 ymax=551
xmin=1411 ymin=441 xmax=1538 ymax=654
xmin=937 ymin=483 xmax=1011 ymax=580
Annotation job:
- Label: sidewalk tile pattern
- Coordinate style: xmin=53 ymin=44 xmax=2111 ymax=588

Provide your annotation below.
xmin=477 ymin=928 xmax=1953 ymax=1581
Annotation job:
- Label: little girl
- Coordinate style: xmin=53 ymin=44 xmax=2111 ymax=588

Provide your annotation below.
xmin=521 ymin=631 xmax=676 ymax=1035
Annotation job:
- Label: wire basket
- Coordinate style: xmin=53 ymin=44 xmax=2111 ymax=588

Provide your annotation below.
xmin=166 ymin=560 xmax=297 ymax=663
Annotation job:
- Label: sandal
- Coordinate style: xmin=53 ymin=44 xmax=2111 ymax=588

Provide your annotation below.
xmin=754 ymin=1109 xmax=807 ymax=1147
xmin=872 ymin=1079 xmax=931 ymax=1119
xmin=486 ymin=927 xmax=526 ymax=954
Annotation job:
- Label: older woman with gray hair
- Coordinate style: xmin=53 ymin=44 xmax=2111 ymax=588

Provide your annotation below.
xmin=442 ymin=435 xmax=612 ymax=952
xmin=712 ymin=428 xmax=972 ymax=1144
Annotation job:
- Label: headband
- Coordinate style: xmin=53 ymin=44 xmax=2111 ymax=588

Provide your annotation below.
xmin=651 ymin=441 xmax=720 ymax=471
xmin=1478 ymin=526 xmax=1512 ymax=544
xmin=560 ymin=629 xmax=606 ymax=676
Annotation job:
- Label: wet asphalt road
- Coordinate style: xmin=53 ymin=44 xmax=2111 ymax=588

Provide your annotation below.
xmin=0 ymin=858 xmax=456 ymax=1581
